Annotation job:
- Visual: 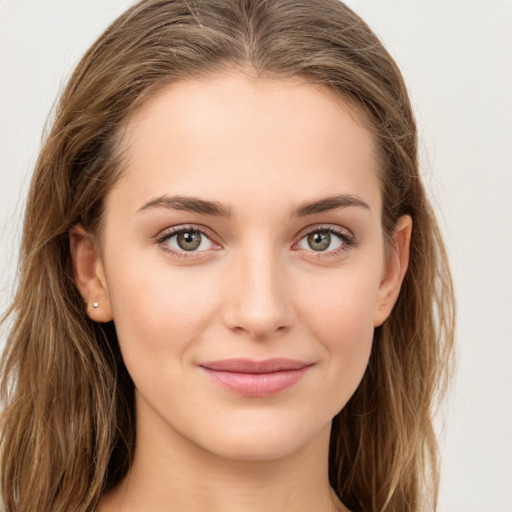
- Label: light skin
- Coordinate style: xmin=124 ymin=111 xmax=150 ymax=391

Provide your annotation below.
xmin=70 ymin=72 xmax=412 ymax=512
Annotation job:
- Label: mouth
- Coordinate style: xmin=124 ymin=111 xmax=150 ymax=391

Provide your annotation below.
xmin=198 ymin=358 xmax=313 ymax=397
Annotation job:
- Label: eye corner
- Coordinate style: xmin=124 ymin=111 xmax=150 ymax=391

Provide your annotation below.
xmin=293 ymin=224 xmax=357 ymax=259
xmin=155 ymin=224 xmax=221 ymax=260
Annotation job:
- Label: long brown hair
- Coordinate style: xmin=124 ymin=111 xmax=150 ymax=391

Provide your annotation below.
xmin=0 ymin=1 xmax=455 ymax=511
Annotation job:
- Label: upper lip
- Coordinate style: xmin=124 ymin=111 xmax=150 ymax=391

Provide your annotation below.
xmin=199 ymin=358 xmax=312 ymax=374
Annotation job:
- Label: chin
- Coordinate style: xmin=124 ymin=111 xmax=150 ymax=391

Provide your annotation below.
xmin=206 ymin=439 xmax=306 ymax=463
xmin=190 ymin=415 xmax=331 ymax=463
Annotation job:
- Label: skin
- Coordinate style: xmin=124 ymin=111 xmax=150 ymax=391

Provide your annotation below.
xmin=71 ymin=72 xmax=411 ymax=512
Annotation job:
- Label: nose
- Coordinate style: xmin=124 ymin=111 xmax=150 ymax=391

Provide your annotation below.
xmin=221 ymin=246 xmax=296 ymax=340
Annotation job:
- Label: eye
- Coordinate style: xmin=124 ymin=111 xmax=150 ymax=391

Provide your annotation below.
xmin=296 ymin=226 xmax=355 ymax=255
xmin=156 ymin=226 xmax=215 ymax=256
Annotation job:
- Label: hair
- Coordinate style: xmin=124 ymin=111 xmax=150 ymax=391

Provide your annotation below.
xmin=0 ymin=1 xmax=455 ymax=511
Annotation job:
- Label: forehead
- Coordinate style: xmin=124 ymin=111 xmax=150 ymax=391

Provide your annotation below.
xmin=111 ymin=72 xmax=381 ymax=216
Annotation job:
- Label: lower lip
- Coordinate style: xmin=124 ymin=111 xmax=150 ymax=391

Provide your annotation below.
xmin=200 ymin=367 xmax=311 ymax=397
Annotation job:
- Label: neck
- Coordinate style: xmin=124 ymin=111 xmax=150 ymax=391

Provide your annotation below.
xmin=100 ymin=404 xmax=346 ymax=512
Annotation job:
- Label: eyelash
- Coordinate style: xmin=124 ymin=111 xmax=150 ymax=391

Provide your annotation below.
xmin=297 ymin=225 xmax=356 ymax=259
xmin=155 ymin=225 xmax=216 ymax=260
xmin=155 ymin=224 xmax=356 ymax=260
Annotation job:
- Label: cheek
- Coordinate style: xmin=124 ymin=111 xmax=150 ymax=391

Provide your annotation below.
xmin=105 ymin=254 xmax=222 ymax=367
xmin=299 ymin=261 xmax=380 ymax=339
xmin=296 ymin=266 xmax=380 ymax=393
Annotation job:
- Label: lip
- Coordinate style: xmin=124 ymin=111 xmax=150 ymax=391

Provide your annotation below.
xmin=198 ymin=358 xmax=313 ymax=397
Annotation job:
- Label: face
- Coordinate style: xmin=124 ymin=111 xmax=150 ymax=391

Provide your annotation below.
xmin=75 ymin=72 xmax=409 ymax=462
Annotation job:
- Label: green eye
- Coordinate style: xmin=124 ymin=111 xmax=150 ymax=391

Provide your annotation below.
xmin=176 ymin=231 xmax=203 ymax=251
xmin=158 ymin=228 xmax=214 ymax=254
xmin=296 ymin=226 xmax=354 ymax=256
xmin=306 ymin=231 xmax=332 ymax=251
xmin=300 ymin=230 xmax=343 ymax=252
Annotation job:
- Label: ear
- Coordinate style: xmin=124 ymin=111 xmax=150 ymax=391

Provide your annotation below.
xmin=69 ymin=225 xmax=114 ymax=323
xmin=373 ymin=215 xmax=412 ymax=327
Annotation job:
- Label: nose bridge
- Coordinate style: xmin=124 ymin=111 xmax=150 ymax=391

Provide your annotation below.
xmin=222 ymin=240 xmax=294 ymax=339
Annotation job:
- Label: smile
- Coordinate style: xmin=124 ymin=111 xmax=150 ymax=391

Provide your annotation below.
xmin=198 ymin=358 xmax=313 ymax=397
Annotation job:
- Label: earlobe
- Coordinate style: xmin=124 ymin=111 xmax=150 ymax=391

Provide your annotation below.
xmin=373 ymin=215 xmax=412 ymax=327
xmin=69 ymin=225 xmax=114 ymax=322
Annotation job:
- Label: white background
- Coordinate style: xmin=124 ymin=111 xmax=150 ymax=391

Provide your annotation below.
xmin=1 ymin=1 xmax=511 ymax=510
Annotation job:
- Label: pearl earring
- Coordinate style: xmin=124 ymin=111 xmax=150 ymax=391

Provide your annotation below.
xmin=92 ymin=302 xmax=99 ymax=309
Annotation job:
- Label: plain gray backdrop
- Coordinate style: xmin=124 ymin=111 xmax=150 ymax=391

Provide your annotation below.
xmin=1 ymin=1 xmax=511 ymax=510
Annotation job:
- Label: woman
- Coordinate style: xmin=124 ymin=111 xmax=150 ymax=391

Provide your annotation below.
xmin=0 ymin=1 xmax=454 ymax=511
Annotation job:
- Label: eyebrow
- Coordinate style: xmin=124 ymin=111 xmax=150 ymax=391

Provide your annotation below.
xmin=138 ymin=195 xmax=234 ymax=218
xmin=137 ymin=193 xmax=369 ymax=218
xmin=291 ymin=194 xmax=370 ymax=217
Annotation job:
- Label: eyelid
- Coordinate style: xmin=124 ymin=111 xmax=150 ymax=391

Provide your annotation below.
xmin=295 ymin=224 xmax=355 ymax=242
xmin=155 ymin=224 xmax=217 ymax=242
xmin=155 ymin=224 xmax=221 ymax=258
xmin=154 ymin=223 xmax=356 ymax=260
xmin=293 ymin=224 xmax=357 ymax=255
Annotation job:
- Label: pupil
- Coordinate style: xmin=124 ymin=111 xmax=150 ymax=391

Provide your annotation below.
xmin=177 ymin=231 xmax=201 ymax=251
xmin=308 ymin=231 xmax=330 ymax=251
